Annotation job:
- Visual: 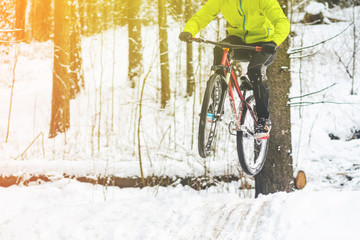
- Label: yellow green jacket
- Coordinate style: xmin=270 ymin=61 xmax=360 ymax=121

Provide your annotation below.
xmin=183 ymin=0 xmax=290 ymax=46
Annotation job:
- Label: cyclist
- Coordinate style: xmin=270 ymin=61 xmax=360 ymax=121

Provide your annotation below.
xmin=179 ymin=0 xmax=290 ymax=139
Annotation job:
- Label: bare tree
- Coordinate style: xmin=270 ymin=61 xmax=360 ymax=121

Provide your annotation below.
xmin=86 ymin=0 xmax=100 ymax=35
xmin=185 ymin=0 xmax=195 ymax=97
xmin=15 ymin=0 xmax=27 ymax=41
xmin=158 ymin=0 xmax=170 ymax=108
xmin=49 ymin=0 xmax=71 ymax=138
xmin=350 ymin=0 xmax=358 ymax=95
xmin=2 ymin=0 xmax=17 ymax=142
xmin=255 ymin=0 xmax=293 ymax=197
xmin=69 ymin=0 xmax=84 ymax=98
xmin=6 ymin=46 xmax=19 ymax=143
xmin=127 ymin=0 xmax=143 ymax=88
xmin=30 ymin=0 xmax=52 ymax=42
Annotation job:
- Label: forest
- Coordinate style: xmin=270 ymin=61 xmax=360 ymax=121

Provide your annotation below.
xmin=0 ymin=0 xmax=360 ymax=238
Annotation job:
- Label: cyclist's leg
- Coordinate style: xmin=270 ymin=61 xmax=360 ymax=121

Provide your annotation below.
xmin=247 ymin=50 xmax=276 ymax=120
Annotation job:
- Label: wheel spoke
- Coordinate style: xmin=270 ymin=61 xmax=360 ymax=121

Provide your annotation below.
xmin=198 ymin=74 xmax=225 ymax=158
xmin=237 ymin=94 xmax=269 ymax=175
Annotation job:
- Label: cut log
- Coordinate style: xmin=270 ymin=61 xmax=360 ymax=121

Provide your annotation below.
xmin=295 ymin=170 xmax=307 ymax=190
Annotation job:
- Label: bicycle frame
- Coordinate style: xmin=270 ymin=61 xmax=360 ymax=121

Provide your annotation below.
xmin=192 ymin=37 xmax=269 ymax=173
xmin=190 ymin=37 xmax=261 ymax=134
xmin=217 ymin=48 xmax=258 ymax=133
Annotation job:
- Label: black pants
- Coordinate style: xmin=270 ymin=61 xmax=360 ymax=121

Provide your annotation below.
xmin=213 ymin=35 xmax=276 ymax=119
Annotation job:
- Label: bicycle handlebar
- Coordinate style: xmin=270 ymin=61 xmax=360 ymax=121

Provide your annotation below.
xmin=190 ymin=37 xmax=262 ymax=52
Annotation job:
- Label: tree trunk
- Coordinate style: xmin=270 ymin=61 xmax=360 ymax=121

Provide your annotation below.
xmin=185 ymin=0 xmax=195 ymax=97
xmin=127 ymin=0 xmax=142 ymax=88
xmin=86 ymin=0 xmax=99 ymax=35
xmin=32 ymin=0 xmax=52 ymax=42
xmin=158 ymin=0 xmax=170 ymax=108
xmin=0 ymin=1 xmax=15 ymax=49
xmin=24 ymin=0 xmax=33 ymax=42
xmin=69 ymin=0 xmax=84 ymax=98
xmin=114 ymin=0 xmax=127 ymax=27
xmin=255 ymin=0 xmax=293 ymax=197
xmin=15 ymin=0 xmax=27 ymax=41
xmin=49 ymin=0 xmax=71 ymax=138
xmin=79 ymin=0 xmax=86 ymax=35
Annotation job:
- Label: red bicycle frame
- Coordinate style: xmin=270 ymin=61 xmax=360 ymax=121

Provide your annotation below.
xmin=220 ymin=48 xmax=258 ymax=129
xmin=189 ymin=37 xmax=261 ymax=132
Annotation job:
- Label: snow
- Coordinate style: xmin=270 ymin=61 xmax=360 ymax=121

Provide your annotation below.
xmin=0 ymin=5 xmax=360 ymax=240
xmin=1 ymin=181 xmax=360 ymax=239
xmin=304 ymin=1 xmax=327 ymax=15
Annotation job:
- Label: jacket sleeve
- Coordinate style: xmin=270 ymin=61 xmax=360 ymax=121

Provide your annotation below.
xmin=260 ymin=0 xmax=290 ymax=46
xmin=183 ymin=0 xmax=221 ymax=36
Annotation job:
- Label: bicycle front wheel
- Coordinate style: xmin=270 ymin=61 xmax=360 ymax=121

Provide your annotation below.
xmin=198 ymin=74 xmax=226 ymax=158
xmin=237 ymin=95 xmax=269 ymax=176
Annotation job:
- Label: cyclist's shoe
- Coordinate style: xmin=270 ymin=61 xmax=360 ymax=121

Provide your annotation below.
xmin=254 ymin=118 xmax=271 ymax=140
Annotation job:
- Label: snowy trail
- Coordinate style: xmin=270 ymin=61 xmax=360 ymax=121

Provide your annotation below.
xmin=0 ymin=180 xmax=254 ymax=240
xmin=1 ymin=180 xmax=360 ymax=240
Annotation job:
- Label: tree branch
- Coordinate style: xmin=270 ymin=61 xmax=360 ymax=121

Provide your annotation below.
xmin=289 ymin=101 xmax=360 ymax=107
xmin=334 ymin=50 xmax=353 ymax=79
xmin=288 ymin=23 xmax=353 ymax=55
xmin=289 ymin=44 xmax=324 ymax=59
xmin=289 ymin=83 xmax=337 ymax=100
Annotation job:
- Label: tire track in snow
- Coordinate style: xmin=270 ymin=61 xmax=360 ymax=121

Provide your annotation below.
xmin=237 ymin=197 xmax=270 ymax=240
xmin=210 ymin=197 xmax=271 ymax=240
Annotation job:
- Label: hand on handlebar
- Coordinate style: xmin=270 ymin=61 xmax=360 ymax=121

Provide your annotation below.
xmin=179 ymin=32 xmax=193 ymax=43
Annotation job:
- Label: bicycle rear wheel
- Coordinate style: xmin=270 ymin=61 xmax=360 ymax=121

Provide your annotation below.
xmin=198 ymin=74 xmax=226 ymax=158
xmin=237 ymin=95 xmax=269 ymax=175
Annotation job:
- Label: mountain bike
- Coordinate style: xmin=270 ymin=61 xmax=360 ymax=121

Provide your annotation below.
xmin=193 ymin=37 xmax=269 ymax=176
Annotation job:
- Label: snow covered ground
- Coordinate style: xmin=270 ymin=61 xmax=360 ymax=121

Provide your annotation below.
xmin=1 ymin=4 xmax=360 ymax=240
xmin=1 ymin=180 xmax=360 ymax=239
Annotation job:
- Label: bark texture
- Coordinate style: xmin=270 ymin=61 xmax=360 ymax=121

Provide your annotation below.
xmin=15 ymin=0 xmax=27 ymax=41
xmin=255 ymin=0 xmax=293 ymax=197
xmin=185 ymin=0 xmax=195 ymax=96
xmin=127 ymin=0 xmax=143 ymax=88
xmin=158 ymin=0 xmax=170 ymax=108
xmin=49 ymin=0 xmax=71 ymax=138
xmin=69 ymin=0 xmax=84 ymax=98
